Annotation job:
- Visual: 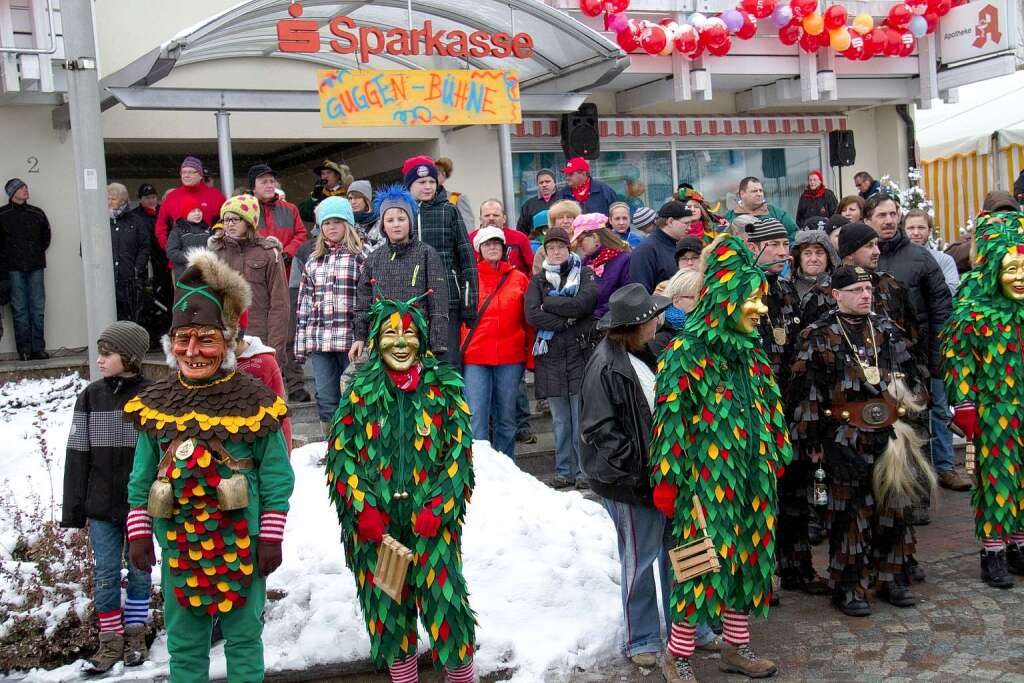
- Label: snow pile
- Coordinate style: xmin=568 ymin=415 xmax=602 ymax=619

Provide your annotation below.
xmin=3 ymin=376 xmax=625 ymax=682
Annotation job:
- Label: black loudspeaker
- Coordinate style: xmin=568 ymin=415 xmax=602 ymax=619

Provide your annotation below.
xmin=829 ymin=130 xmax=856 ymax=167
xmin=561 ymin=104 xmax=600 ymax=160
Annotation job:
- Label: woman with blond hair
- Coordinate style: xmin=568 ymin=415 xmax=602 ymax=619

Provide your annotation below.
xmin=651 ymin=268 xmax=702 ymax=354
xmin=533 ymin=199 xmax=582 ymax=274
xmin=571 ymin=212 xmax=632 ymax=317
xmin=294 ymin=196 xmax=366 ymax=430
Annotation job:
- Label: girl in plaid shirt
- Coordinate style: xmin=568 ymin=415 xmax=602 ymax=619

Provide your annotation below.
xmin=295 ymin=196 xmax=366 ymax=430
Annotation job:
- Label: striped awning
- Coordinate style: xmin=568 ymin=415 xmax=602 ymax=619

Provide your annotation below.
xmin=513 ymin=115 xmax=847 ymax=138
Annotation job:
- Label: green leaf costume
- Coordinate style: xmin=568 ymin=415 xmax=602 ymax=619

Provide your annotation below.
xmin=650 ymin=234 xmax=793 ymax=624
xmin=941 ymin=211 xmax=1024 ymax=540
xmin=325 ymin=296 xmax=476 ymax=670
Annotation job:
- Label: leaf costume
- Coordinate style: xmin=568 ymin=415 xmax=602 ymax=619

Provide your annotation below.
xmin=325 ymin=296 xmax=477 ymax=673
xmin=941 ymin=211 xmax=1024 ymax=542
xmin=650 ymin=235 xmax=792 ymax=625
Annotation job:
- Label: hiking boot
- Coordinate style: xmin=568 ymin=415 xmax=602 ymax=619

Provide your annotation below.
xmin=629 ymin=652 xmax=657 ymax=667
xmin=515 ymin=429 xmax=537 ymax=445
xmin=551 ymin=476 xmax=574 ymax=490
xmin=289 ymin=387 xmax=311 ymax=403
xmin=907 ymin=557 xmax=926 ymax=583
xmin=938 ymin=469 xmax=972 ymax=491
xmin=696 ymin=635 xmax=723 ymax=652
xmin=1007 ymin=543 xmax=1024 ymax=575
xmin=981 ymin=549 xmax=1015 ymax=588
xmin=575 ymin=479 xmax=590 ymax=491
xmin=833 ymin=588 xmax=871 ymax=617
xmin=719 ymin=644 xmax=777 ymax=678
xmin=84 ymin=631 xmax=124 ymax=674
xmin=781 ymin=572 xmax=830 ymax=595
xmin=878 ymin=581 xmax=916 ymax=607
xmin=661 ymin=653 xmax=697 ymax=682
xmin=122 ymin=624 xmax=148 ymax=667
xmin=30 ymin=351 xmax=49 ymax=360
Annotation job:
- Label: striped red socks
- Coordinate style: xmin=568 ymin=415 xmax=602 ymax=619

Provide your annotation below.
xmin=98 ymin=608 xmax=124 ymax=635
xmin=667 ymin=622 xmax=696 ymax=658
xmin=1010 ymin=532 xmax=1024 ymax=548
xmin=446 ymin=660 xmax=475 ymax=683
xmin=983 ymin=537 xmax=1006 ymax=552
xmin=722 ymin=610 xmax=750 ymax=646
xmin=389 ymin=654 xmax=418 ymax=683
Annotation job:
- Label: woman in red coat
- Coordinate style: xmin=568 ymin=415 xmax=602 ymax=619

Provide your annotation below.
xmin=460 ymin=226 xmax=531 ymax=459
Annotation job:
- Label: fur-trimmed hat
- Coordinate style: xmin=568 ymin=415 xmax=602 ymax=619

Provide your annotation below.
xmin=170 ymin=249 xmax=252 ymax=346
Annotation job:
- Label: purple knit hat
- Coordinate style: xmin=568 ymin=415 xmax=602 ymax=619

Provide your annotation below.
xmin=180 ymin=156 xmax=203 ymax=173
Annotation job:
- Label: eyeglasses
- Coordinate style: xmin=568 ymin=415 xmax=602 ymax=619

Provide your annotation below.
xmin=679 ymin=255 xmax=699 ymax=264
xmin=222 ymin=216 xmax=244 ymax=226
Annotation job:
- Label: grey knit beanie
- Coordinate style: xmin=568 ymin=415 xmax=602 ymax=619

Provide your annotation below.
xmin=97 ymin=321 xmax=150 ymax=372
xmin=5 ymin=178 xmax=26 ymax=199
xmin=348 ymin=179 xmax=372 ymax=203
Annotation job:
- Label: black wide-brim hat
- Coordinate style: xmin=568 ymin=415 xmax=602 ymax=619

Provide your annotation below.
xmin=597 ymin=282 xmax=671 ymax=330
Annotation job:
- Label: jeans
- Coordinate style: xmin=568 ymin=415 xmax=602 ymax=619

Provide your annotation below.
xmin=515 ymin=382 xmax=531 ymax=434
xmin=311 ymin=351 xmax=349 ymax=422
xmin=601 ymin=498 xmax=714 ymax=656
xmin=929 ymin=377 xmax=955 ymax=473
xmin=89 ymin=519 xmax=151 ymax=614
xmin=9 ymin=269 xmax=45 ymax=354
xmin=548 ymin=394 xmax=581 ymax=482
xmin=438 ymin=309 xmax=464 ymax=373
xmin=464 ymin=363 xmax=524 ymax=459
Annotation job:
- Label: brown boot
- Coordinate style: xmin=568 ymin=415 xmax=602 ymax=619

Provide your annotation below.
xmin=84 ymin=631 xmax=124 ymax=674
xmin=938 ymin=469 xmax=972 ymax=491
xmin=719 ymin=644 xmax=777 ymax=679
xmin=661 ymin=653 xmax=698 ymax=682
xmin=122 ymin=623 xmax=148 ymax=667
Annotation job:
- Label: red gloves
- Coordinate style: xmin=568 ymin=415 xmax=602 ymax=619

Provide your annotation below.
xmin=357 ymin=507 xmax=386 ymax=543
xmin=953 ymin=403 xmax=979 ymax=441
xmin=414 ymin=507 xmax=441 ymax=538
xmin=653 ymin=482 xmax=678 ymax=519
xmin=129 ymin=537 xmax=156 ymax=573
xmin=258 ymin=540 xmax=282 ymax=577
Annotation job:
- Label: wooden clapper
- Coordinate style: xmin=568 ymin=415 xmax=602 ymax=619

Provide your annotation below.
xmin=668 ymin=496 xmax=721 ymax=583
xmin=376 ymin=534 xmax=414 ymax=603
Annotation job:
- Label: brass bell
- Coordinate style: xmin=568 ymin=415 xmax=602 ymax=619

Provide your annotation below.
xmin=824 ymin=409 xmax=832 ymax=417
xmin=840 ymin=410 xmax=851 ymax=421
xmin=897 ymin=407 xmax=907 ymax=417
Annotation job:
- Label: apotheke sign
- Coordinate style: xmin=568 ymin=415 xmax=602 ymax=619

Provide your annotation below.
xmin=277 ymin=2 xmax=536 ymax=63
xmin=939 ymin=0 xmax=1010 ymax=65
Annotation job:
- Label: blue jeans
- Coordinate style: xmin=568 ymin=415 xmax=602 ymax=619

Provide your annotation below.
xmin=89 ymin=519 xmax=151 ymax=613
xmin=929 ymin=377 xmax=955 ymax=473
xmin=515 ymin=383 xmax=531 ymax=434
xmin=548 ymin=394 xmax=581 ymax=482
xmin=9 ymin=269 xmax=45 ymax=354
xmin=601 ymin=498 xmax=714 ymax=656
xmin=464 ymin=363 xmax=524 ymax=459
xmin=311 ymin=351 xmax=349 ymax=423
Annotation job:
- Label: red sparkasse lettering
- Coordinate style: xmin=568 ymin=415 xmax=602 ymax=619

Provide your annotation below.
xmin=328 ymin=16 xmax=357 ymax=54
xmin=359 ymin=26 xmax=385 ymax=63
xmin=445 ymin=30 xmax=469 ymax=57
xmin=511 ymin=33 xmax=534 ymax=58
xmin=385 ymin=28 xmax=411 ymax=55
xmin=468 ymin=32 xmax=490 ymax=58
xmin=490 ymin=32 xmax=512 ymax=58
xmin=422 ymin=21 xmax=447 ymax=57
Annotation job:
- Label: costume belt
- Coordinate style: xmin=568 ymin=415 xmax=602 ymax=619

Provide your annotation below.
xmin=156 ymin=436 xmax=255 ymax=473
xmin=826 ymin=397 xmax=906 ymax=431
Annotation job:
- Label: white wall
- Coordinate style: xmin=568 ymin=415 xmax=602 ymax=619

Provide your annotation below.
xmin=0 ymin=107 xmax=87 ymax=355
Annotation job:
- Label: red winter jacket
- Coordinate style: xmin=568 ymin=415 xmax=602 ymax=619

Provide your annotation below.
xmin=237 ymin=336 xmax=292 ymax=454
xmin=468 ymin=226 xmax=534 ymax=276
xmin=256 ymin=197 xmax=307 ymax=260
xmin=155 ymin=184 xmax=227 ymax=251
xmin=460 ymin=259 xmax=531 ymax=366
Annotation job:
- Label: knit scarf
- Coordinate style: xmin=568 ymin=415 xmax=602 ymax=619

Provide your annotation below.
xmin=802 ymin=185 xmax=826 ymax=200
xmin=533 ymin=254 xmax=582 ymax=357
xmin=571 ymin=178 xmax=591 ymax=205
xmin=586 ymin=246 xmax=624 ymax=278
xmin=664 ymin=305 xmax=687 ymax=330
xmin=109 ymin=202 xmax=129 ymax=219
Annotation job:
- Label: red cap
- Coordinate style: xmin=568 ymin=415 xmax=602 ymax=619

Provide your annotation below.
xmin=402 ymin=155 xmax=435 ymax=177
xmin=561 ymin=157 xmax=589 ymax=174
xmin=809 ymin=169 xmax=824 ymax=184
xmin=180 ymin=195 xmax=202 ymax=216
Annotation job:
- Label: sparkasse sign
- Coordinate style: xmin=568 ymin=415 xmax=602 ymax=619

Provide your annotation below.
xmin=939 ymin=0 xmax=1011 ymax=65
xmin=277 ymin=2 xmax=536 ymax=63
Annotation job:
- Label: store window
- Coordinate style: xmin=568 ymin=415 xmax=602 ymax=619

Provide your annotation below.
xmin=677 ymin=146 xmax=822 ymax=220
xmin=512 ymin=150 xmax=674 ymax=219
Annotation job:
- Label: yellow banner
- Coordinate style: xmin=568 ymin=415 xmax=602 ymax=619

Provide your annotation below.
xmin=318 ymin=69 xmax=521 ymax=127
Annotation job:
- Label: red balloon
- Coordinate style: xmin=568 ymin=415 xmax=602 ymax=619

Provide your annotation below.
xmin=905 ymin=0 xmax=929 ymax=13
xmin=843 ymin=32 xmax=864 ymax=59
xmin=887 ymin=3 xmax=912 ymax=29
xmin=898 ymin=31 xmax=915 ymax=56
xmin=884 ymin=27 xmax=902 ymax=55
xmin=778 ymin=23 xmax=803 ymax=45
xmin=604 ymin=0 xmax=629 ymax=13
xmin=616 ymin=28 xmax=639 ymax=52
xmin=736 ymin=14 xmax=758 ymax=39
xmin=707 ymin=35 xmax=732 ymax=55
xmin=866 ymin=28 xmax=887 ymax=54
xmin=817 ymin=27 xmax=832 ymax=46
xmin=701 ymin=22 xmax=729 ymax=48
xmin=790 ymin=0 xmax=817 ymax=19
xmin=930 ymin=0 xmax=951 ymax=16
xmin=799 ymin=31 xmax=820 ymax=52
xmin=742 ymin=0 xmax=777 ymax=20
xmin=823 ymin=5 xmax=848 ymax=30
xmin=674 ymin=26 xmax=699 ymax=54
xmin=924 ymin=11 xmax=939 ymax=31
xmin=580 ymin=0 xmax=604 ymax=18
xmin=641 ymin=25 xmax=668 ymax=54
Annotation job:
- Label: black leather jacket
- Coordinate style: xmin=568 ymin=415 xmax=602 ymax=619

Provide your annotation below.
xmin=580 ymin=338 xmax=657 ymax=506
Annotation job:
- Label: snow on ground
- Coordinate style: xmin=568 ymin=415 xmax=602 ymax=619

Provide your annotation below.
xmin=2 ymin=376 xmax=624 ymax=682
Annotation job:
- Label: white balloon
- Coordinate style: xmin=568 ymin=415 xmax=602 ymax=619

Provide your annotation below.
xmin=690 ymin=12 xmax=708 ymax=28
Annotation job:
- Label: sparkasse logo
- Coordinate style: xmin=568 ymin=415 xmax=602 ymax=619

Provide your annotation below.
xmin=276 ymin=2 xmax=536 ymax=63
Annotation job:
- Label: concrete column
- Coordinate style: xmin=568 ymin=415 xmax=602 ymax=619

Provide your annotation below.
xmin=61 ymin=0 xmax=116 ymax=380
xmin=497 ymin=124 xmax=516 ymax=220
xmin=215 ymin=110 xmax=234 ymax=197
